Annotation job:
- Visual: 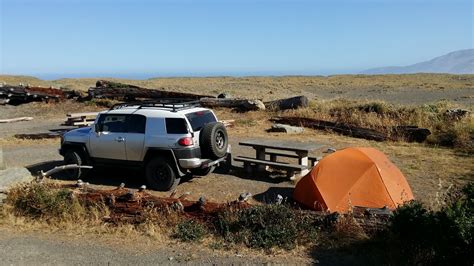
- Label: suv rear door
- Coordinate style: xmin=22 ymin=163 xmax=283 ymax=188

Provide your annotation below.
xmin=185 ymin=110 xmax=217 ymax=145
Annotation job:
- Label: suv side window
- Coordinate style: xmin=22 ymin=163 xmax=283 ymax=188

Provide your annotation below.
xmin=165 ymin=118 xmax=188 ymax=134
xmin=98 ymin=114 xmax=127 ymax=133
xmin=126 ymin=114 xmax=146 ymax=134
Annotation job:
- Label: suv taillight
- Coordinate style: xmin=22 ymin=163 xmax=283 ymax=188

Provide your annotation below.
xmin=178 ymin=137 xmax=193 ymax=146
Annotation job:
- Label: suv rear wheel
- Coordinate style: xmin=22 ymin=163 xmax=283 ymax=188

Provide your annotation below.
xmin=145 ymin=157 xmax=180 ymax=191
xmin=200 ymin=122 xmax=228 ymax=159
xmin=63 ymin=150 xmax=87 ymax=180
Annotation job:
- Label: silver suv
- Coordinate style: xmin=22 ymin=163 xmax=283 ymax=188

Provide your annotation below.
xmin=59 ymin=100 xmax=230 ymax=191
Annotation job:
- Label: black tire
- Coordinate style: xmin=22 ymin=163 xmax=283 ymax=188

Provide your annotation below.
xmin=63 ymin=150 xmax=87 ymax=180
xmin=200 ymin=122 xmax=228 ymax=159
xmin=145 ymin=157 xmax=180 ymax=191
xmin=190 ymin=166 xmax=215 ymax=176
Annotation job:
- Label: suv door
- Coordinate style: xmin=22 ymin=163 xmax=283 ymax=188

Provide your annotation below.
xmin=122 ymin=114 xmax=146 ymax=161
xmin=89 ymin=114 xmax=127 ymax=160
xmin=185 ymin=110 xmax=217 ymax=145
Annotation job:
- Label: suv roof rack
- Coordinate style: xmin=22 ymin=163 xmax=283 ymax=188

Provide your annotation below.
xmin=110 ymin=99 xmax=201 ymax=112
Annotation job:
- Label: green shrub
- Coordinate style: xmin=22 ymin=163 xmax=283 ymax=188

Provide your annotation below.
xmin=7 ymin=183 xmax=84 ymax=220
xmin=215 ymin=204 xmax=320 ymax=250
xmin=173 ymin=219 xmax=207 ymax=242
xmin=389 ymin=182 xmax=473 ymax=264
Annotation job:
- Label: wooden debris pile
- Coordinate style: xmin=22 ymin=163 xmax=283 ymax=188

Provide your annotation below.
xmin=63 ymin=182 xmax=251 ymax=223
xmin=88 ymin=80 xmax=308 ymax=112
xmin=0 ymin=84 xmax=82 ymax=105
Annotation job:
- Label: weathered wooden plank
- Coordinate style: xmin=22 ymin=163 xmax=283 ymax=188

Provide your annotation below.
xmin=67 ymin=112 xmax=99 ymax=118
xmin=239 ymin=138 xmax=326 ymax=152
xmin=0 ymin=117 xmax=33 ymax=123
xmin=234 ymin=156 xmax=308 ymax=170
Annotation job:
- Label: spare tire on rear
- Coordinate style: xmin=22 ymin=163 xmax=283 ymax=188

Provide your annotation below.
xmin=200 ymin=122 xmax=228 ymax=159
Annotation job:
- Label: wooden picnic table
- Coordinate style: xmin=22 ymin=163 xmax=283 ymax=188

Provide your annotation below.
xmin=235 ymin=138 xmax=326 ymax=179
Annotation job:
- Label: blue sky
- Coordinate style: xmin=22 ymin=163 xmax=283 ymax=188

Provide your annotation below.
xmin=0 ymin=0 xmax=472 ymax=79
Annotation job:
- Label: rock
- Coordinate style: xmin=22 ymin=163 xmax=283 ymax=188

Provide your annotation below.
xmin=238 ymin=192 xmax=252 ymax=202
xmin=0 ymin=167 xmax=33 ymax=192
xmin=268 ymin=124 xmax=304 ymax=134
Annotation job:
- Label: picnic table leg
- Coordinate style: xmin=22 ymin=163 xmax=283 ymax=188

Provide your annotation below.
xmin=255 ymin=147 xmax=267 ymax=172
xmin=287 ymin=170 xmax=296 ymax=181
xmin=297 ymin=151 xmax=310 ymax=177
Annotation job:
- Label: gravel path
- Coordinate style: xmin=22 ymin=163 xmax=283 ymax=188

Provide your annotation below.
xmin=0 ymin=228 xmax=297 ymax=265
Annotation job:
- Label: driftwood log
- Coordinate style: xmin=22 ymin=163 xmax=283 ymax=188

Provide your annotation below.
xmin=391 ymin=126 xmax=431 ymax=143
xmin=265 ymin=95 xmax=309 ymax=111
xmin=0 ymin=117 xmax=33 ymax=123
xmin=273 ymin=117 xmax=387 ymax=141
xmin=200 ymin=98 xmax=265 ymax=111
xmin=272 ymin=117 xmax=431 ymax=143
xmin=37 ymin=164 xmax=93 ymax=180
xmin=88 ymin=80 xmax=214 ymax=100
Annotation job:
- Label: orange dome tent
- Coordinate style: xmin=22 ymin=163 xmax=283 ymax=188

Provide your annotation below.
xmin=293 ymin=147 xmax=414 ymax=213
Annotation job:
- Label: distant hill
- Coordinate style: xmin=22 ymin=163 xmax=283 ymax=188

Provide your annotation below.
xmin=363 ymin=49 xmax=474 ymax=74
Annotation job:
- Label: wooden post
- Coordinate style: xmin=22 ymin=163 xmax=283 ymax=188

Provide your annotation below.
xmin=297 ymin=151 xmax=309 ymax=177
xmin=287 ymin=170 xmax=296 ymax=181
xmin=244 ymin=162 xmax=252 ymax=174
xmin=255 ymin=147 xmax=267 ymax=172
xmin=269 ymin=154 xmax=277 ymax=162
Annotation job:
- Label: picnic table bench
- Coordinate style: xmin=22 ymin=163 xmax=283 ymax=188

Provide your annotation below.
xmin=64 ymin=112 xmax=99 ymax=127
xmin=234 ymin=139 xmax=325 ymax=180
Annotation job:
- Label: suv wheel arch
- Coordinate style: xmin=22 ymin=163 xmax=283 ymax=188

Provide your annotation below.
xmin=61 ymin=142 xmax=91 ymax=163
xmin=143 ymin=148 xmax=186 ymax=177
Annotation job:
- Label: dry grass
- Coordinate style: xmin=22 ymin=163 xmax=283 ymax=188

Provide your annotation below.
xmin=1 ymin=74 xmax=473 ymax=102
xmin=0 ymin=136 xmax=59 ymax=146
xmin=279 ymin=99 xmax=474 ymax=152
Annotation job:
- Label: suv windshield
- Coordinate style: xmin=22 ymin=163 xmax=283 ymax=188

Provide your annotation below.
xmin=185 ymin=110 xmax=217 ymax=131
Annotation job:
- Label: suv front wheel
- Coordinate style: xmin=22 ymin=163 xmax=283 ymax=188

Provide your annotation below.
xmin=63 ymin=150 xmax=88 ymax=180
xmin=145 ymin=157 xmax=180 ymax=191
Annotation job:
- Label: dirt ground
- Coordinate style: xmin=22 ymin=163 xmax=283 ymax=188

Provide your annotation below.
xmin=0 ymin=76 xmax=473 ymax=263
xmin=0 ymin=226 xmax=312 ymax=265
xmin=1 ymin=101 xmax=472 ymax=206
